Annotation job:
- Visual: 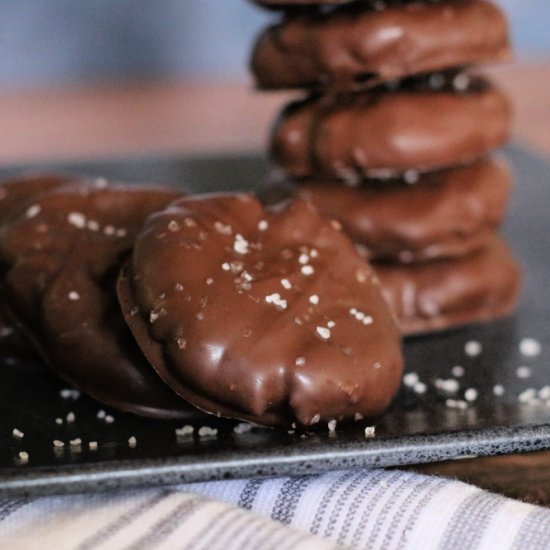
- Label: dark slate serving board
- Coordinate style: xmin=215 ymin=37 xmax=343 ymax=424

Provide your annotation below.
xmin=0 ymin=145 xmax=549 ymax=497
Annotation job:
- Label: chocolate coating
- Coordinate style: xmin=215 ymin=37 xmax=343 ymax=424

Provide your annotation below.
xmin=374 ymin=236 xmax=521 ymax=335
xmin=292 ymin=157 xmax=513 ymax=263
xmin=271 ymin=78 xmax=511 ymax=179
xmin=252 ymin=0 xmax=510 ymax=91
xmin=0 ymin=181 xmax=196 ymax=419
xmin=118 ymin=194 xmax=403 ymax=427
xmin=0 ymin=173 xmax=73 ymax=354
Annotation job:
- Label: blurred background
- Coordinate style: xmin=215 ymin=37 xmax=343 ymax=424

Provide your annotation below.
xmin=0 ymin=0 xmax=547 ymax=88
xmin=0 ymin=0 xmax=548 ymax=163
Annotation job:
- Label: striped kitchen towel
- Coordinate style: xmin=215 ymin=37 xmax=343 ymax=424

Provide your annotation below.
xmin=0 ymin=469 xmax=549 ymax=549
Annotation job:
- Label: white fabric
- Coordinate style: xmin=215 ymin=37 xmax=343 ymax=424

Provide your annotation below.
xmin=1 ymin=469 xmax=549 ymax=550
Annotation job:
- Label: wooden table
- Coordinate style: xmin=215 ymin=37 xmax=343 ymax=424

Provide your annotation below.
xmin=2 ymin=61 xmax=550 ymax=504
xmin=1 ymin=62 xmax=549 ymax=164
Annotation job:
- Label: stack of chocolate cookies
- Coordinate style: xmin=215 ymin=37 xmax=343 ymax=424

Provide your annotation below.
xmin=251 ymin=0 xmax=521 ymax=334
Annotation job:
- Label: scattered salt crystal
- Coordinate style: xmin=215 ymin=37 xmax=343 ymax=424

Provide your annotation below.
xmin=149 ymin=311 xmax=160 ymax=324
xmin=295 ymin=357 xmax=305 ymax=366
xmin=70 ymin=438 xmax=82 ymax=447
xmin=413 ymin=382 xmax=427 ymax=395
xmin=68 ymin=291 xmax=80 ymax=301
xmin=435 ymin=378 xmax=460 ymax=394
xmin=316 ymin=326 xmax=331 ymax=340
xmin=67 ymin=212 xmax=86 ymax=229
xmin=493 ymin=384 xmax=505 ymax=396
xmin=301 ymin=265 xmax=314 ymax=276
xmin=66 ymin=412 xmax=75 ymax=423
xmin=168 ymin=220 xmax=180 ymax=232
xmin=12 ymin=428 xmax=24 ymax=440
xmin=53 ymin=440 xmax=64 ymax=448
xmin=105 ymin=415 xmax=115 ymax=424
xmin=258 ymin=220 xmax=269 ymax=231
xmin=25 ymin=204 xmax=41 ymax=218
xmin=89 ymin=441 xmax=98 ymax=451
xmin=60 ymin=388 xmax=80 ymax=400
xmin=298 ymin=254 xmax=309 ymax=265
xmin=451 ymin=366 xmax=465 ymax=378
xmin=281 ymin=279 xmax=292 ymax=290
xmin=17 ymin=451 xmax=29 ymax=464
xmin=198 ymin=426 xmax=218 ymax=438
xmin=222 ymin=262 xmax=231 ymax=271
xmin=403 ymin=373 xmax=419 ymax=387
xmin=265 ymin=293 xmax=288 ymax=310
xmin=328 ymin=420 xmax=337 ymax=432
xmin=55 ymin=418 xmax=63 ymax=425
xmin=97 ymin=410 xmax=106 ymax=419
xmin=128 ymin=436 xmax=137 ymax=448
xmin=233 ymin=423 xmax=252 ymax=434
xmin=464 ymin=388 xmax=478 ymax=402
xmin=518 ymin=388 xmax=538 ymax=404
xmin=464 ymin=341 xmax=482 ymax=357
xmin=309 ymin=295 xmax=319 ymax=305
xmin=519 ymin=338 xmax=541 ymax=358
xmin=364 ymin=426 xmax=376 ymax=437
xmin=233 ymin=234 xmax=249 ymax=255
xmin=175 ymin=425 xmax=194 ymax=437
xmin=517 ymin=366 xmax=532 ymax=379
xmin=403 ymin=170 xmax=419 ymax=185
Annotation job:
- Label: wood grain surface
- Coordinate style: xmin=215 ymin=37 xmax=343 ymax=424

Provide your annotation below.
xmin=1 ymin=61 xmax=550 ymax=503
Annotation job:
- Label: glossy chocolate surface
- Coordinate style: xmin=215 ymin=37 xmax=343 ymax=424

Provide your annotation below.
xmin=252 ymin=0 xmax=510 ymax=91
xmin=271 ymin=78 xmax=511 ymax=179
xmin=0 ymin=182 xmax=195 ymax=419
xmin=291 ymin=157 xmax=513 ymax=263
xmin=0 ymin=173 xmax=73 ymax=353
xmin=118 ymin=194 xmax=404 ymax=427
xmin=374 ymin=236 xmax=521 ymax=335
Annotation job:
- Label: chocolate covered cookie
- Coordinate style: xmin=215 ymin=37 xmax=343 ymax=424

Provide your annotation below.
xmin=293 ymin=157 xmax=513 ymax=263
xmin=252 ymin=0 xmax=510 ymax=91
xmin=118 ymin=194 xmax=403 ymax=427
xmin=0 ymin=181 xmax=196 ymax=419
xmin=374 ymin=236 xmax=521 ymax=335
xmin=0 ymin=173 xmax=73 ymax=354
xmin=271 ymin=77 xmax=511 ymax=180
